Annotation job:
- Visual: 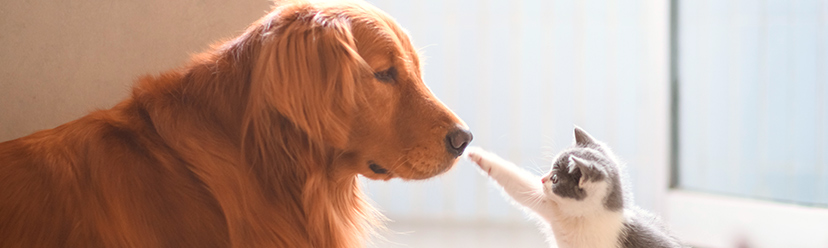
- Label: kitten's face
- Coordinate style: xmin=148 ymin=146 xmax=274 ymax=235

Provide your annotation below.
xmin=543 ymin=152 xmax=591 ymax=200
xmin=541 ymin=127 xmax=624 ymax=214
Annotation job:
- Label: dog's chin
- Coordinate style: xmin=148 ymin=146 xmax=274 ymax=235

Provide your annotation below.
xmin=361 ymin=157 xmax=459 ymax=181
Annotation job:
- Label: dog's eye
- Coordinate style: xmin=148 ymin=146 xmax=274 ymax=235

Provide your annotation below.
xmin=373 ymin=67 xmax=397 ymax=83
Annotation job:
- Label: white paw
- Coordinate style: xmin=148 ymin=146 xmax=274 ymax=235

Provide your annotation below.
xmin=465 ymin=146 xmax=504 ymax=175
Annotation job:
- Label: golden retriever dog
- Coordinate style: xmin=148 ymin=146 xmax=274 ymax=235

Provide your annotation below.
xmin=0 ymin=1 xmax=472 ymax=247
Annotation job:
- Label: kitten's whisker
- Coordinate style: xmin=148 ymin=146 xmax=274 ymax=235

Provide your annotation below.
xmin=526 ymin=193 xmax=545 ymax=209
xmin=527 ymin=162 xmax=547 ymax=175
xmin=526 ymin=160 xmax=541 ymax=175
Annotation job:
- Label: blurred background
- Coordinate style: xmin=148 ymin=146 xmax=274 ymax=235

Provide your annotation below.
xmin=1 ymin=0 xmax=826 ymax=247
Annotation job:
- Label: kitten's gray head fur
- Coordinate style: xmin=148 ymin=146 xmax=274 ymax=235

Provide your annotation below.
xmin=543 ymin=127 xmax=624 ymax=211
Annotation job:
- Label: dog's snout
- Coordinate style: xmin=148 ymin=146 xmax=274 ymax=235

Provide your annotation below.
xmin=445 ymin=127 xmax=473 ymax=156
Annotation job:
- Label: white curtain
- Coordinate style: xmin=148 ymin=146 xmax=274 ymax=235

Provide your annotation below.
xmin=363 ymin=0 xmax=670 ymax=223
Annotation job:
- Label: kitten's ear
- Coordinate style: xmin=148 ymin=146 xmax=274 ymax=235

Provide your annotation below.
xmin=568 ymin=155 xmax=606 ymax=188
xmin=574 ymin=126 xmax=596 ymax=146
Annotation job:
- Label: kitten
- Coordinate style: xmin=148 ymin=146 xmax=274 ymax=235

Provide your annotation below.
xmin=467 ymin=127 xmax=683 ymax=248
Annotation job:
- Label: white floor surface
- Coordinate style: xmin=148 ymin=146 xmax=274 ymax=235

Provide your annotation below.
xmin=368 ymin=221 xmax=549 ymax=248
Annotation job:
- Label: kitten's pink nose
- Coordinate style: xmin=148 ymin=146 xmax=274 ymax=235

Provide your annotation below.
xmin=541 ymin=177 xmax=547 ymax=184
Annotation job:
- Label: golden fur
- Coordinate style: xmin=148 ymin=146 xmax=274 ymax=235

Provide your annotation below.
xmin=0 ymin=1 xmax=469 ymax=247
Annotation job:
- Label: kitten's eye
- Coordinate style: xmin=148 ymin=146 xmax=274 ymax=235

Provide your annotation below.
xmin=374 ymin=67 xmax=397 ymax=83
xmin=550 ymin=174 xmax=558 ymax=184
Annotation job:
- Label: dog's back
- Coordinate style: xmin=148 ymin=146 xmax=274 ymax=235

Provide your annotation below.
xmin=1 ymin=128 xmax=79 ymax=247
xmin=0 ymin=102 xmax=230 ymax=247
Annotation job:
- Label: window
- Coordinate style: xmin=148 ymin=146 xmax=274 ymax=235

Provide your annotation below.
xmin=677 ymin=0 xmax=827 ymax=207
xmin=670 ymin=0 xmax=828 ymax=247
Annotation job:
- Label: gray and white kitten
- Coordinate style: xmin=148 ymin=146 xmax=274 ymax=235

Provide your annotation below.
xmin=467 ymin=127 xmax=683 ymax=248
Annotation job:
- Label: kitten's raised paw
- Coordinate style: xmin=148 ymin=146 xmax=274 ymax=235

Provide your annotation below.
xmin=465 ymin=146 xmax=486 ymax=165
xmin=465 ymin=146 xmax=510 ymax=175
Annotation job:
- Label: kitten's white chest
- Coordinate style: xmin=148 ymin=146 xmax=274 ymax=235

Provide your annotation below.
xmin=544 ymin=210 xmax=625 ymax=248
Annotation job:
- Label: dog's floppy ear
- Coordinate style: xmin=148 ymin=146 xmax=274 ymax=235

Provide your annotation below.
xmin=249 ymin=12 xmax=367 ymax=148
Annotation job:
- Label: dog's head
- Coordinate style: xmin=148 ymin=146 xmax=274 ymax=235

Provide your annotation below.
xmin=246 ymin=1 xmax=471 ymax=180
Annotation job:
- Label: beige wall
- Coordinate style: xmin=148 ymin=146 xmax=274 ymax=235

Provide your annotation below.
xmin=0 ymin=0 xmax=271 ymax=141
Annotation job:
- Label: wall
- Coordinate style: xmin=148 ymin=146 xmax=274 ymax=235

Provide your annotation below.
xmin=0 ymin=0 xmax=271 ymax=141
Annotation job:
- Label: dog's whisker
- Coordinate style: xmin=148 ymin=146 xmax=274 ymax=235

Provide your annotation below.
xmin=416 ymin=44 xmax=437 ymax=54
xmin=387 ymin=156 xmax=410 ymax=172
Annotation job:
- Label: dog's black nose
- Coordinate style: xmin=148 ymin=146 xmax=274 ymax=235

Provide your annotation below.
xmin=446 ymin=127 xmax=473 ymax=156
